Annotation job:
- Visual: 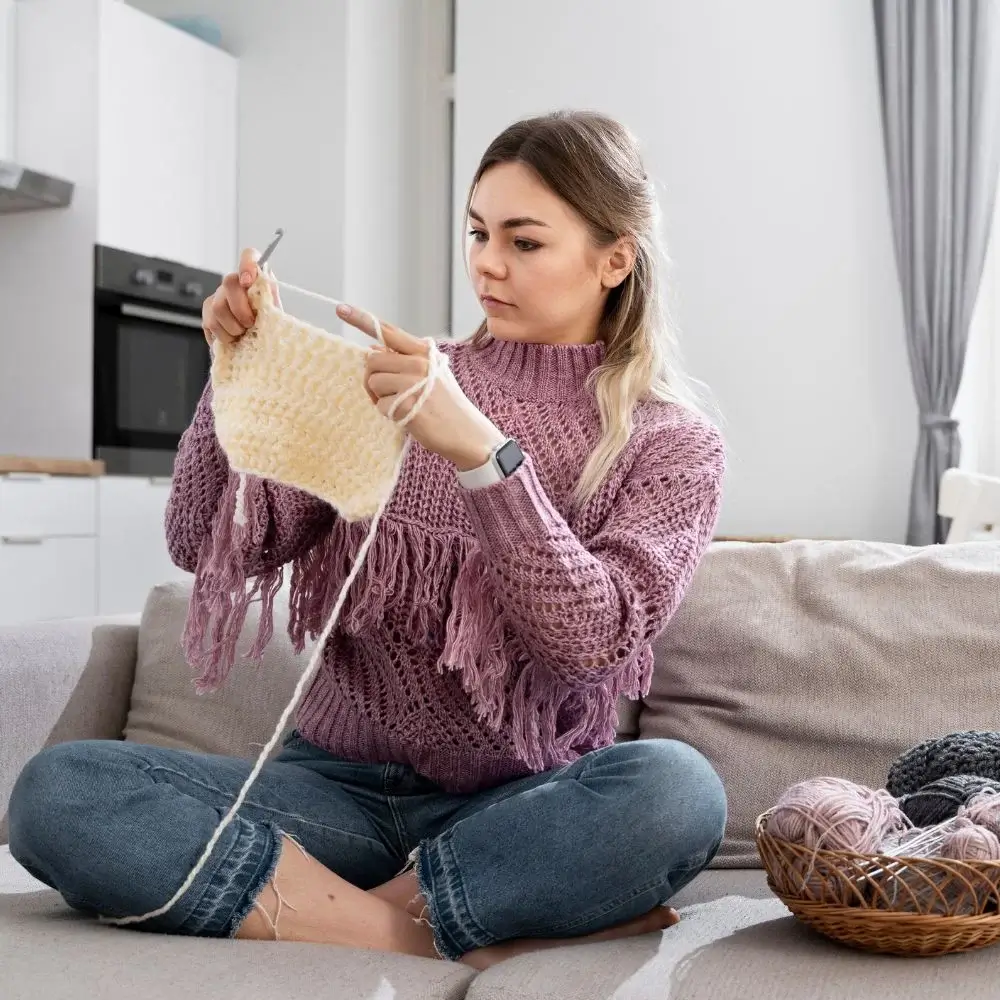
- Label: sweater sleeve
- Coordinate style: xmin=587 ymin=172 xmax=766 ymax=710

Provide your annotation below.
xmin=460 ymin=419 xmax=725 ymax=691
xmin=165 ymin=382 xmax=336 ymax=575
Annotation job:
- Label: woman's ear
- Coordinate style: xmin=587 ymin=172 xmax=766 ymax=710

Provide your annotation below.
xmin=601 ymin=239 xmax=636 ymax=290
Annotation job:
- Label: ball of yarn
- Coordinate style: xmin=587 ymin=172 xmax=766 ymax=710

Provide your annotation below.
xmin=959 ymin=789 xmax=1000 ymax=837
xmin=939 ymin=817 xmax=1000 ymax=862
xmin=898 ymin=774 xmax=1000 ymax=826
xmin=887 ymin=731 xmax=1000 ymax=797
xmin=768 ymin=777 xmax=908 ymax=854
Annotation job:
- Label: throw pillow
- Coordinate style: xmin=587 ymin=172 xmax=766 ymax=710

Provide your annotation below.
xmin=642 ymin=540 xmax=1000 ymax=867
xmin=124 ymin=581 xmax=306 ymax=759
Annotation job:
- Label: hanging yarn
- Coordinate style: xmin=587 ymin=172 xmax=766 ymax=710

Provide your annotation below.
xmin=103 ymin=271 xmax=445 ymax=929
xmin=767 ymin=777 xmax=909 ymax=854
xmin=959 ymin=789 xmax=1000 ymax=838
xmin=887 ymin=731 xmax=1000 ymax=797
xmin=897 ymin=774 xmax=1000 ymax=826
xmin=939 ymin=817 xmax=1000 ymax=862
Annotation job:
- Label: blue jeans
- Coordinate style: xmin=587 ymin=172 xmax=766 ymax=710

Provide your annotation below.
xmin=7 ymin=733 xmax=726 ymax=961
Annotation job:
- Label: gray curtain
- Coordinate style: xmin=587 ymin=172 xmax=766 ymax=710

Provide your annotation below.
xmin=873 ymin=0 xmax=1000 ymax=544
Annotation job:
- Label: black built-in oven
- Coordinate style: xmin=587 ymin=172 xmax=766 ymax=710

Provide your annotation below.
xmin=93 ymin=245 xmax=220 ymax=475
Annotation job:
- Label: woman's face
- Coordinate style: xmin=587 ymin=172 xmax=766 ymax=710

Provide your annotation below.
xmin=467 ymin=162 xmax=626 ymax=345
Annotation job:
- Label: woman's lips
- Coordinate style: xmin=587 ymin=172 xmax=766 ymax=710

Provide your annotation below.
xmin=481 ymin=295 xmax=513 ymax=309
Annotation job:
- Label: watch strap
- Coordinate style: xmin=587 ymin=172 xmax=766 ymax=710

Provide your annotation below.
xmin=456 ymin=439 xmax=523 ymax=490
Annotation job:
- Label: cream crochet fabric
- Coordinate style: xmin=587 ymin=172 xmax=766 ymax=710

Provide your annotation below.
xmin=209 ymin=274 xmax=406 ymax=521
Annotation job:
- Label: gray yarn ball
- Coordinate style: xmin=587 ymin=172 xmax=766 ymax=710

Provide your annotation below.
xmin=897 ymin=774 xmax=1000 ymax=826
xmin=886 ymin=731 xmax=1000 ymax=798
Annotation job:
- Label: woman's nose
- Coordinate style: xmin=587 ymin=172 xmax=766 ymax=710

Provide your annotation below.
xmin=473 ymin=241 xmax=506 ymax=279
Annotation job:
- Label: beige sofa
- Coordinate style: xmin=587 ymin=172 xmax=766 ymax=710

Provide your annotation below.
xmin=2 ymin=539 xmax=999 ymax=1000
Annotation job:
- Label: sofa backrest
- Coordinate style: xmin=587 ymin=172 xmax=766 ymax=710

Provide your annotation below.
xmin=641 ymin=539 xmax=1000 ymax=866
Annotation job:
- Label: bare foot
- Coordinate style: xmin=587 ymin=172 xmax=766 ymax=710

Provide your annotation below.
xmin=460 ymin=906 xmax=682 ymax=971
xmin=370 ymin=868 xmax=420 ymax=911
xmin=236 ymin=836 xmax=438 ymax=958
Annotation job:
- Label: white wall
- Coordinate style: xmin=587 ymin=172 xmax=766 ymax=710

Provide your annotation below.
xmin=453 ymin=0 xmax=915 ymax=542
xmin=955 ymin=206 xmax=1000 ymax=478
xmin=341 ymin=0 xmax=423 ymax=332
xmin=0 ymin=0 xmax=14 ymax=159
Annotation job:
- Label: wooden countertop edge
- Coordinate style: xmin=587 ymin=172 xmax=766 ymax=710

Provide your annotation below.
xmin=0 ymin=456 xmax=106 ymax=477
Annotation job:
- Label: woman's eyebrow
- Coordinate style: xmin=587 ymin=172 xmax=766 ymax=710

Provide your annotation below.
xmin=469 ymin=208 xmax=550 ymax=229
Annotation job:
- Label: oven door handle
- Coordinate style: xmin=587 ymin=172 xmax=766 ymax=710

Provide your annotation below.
xmin=119 ymin=303 xmax=205 ymax=329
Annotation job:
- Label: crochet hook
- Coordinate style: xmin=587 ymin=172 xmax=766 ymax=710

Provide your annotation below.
xmin=256 ymin=228 xmax=285 ymax=271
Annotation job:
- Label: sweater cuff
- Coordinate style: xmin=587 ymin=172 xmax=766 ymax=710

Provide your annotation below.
xmin=461 ymin=453 xmax=562 ymax=557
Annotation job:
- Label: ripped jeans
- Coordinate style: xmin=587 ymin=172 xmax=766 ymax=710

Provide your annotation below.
xmin=7 ymin=733 xmax=726 ymax=961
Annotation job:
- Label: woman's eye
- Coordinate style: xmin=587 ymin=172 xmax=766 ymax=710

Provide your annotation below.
xmin=469 ymin=229 xmax=488 ymax=243
xmin=514 ymin=239 xmax=540 ymax=252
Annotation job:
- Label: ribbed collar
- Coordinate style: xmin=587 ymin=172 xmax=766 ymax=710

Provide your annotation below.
xmin=466 ymin=336 xmax=606 ymax=401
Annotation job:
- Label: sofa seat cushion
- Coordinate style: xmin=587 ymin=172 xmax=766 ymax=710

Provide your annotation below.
xmin=5 ymin=849 xmax=1000 ymax=999
xmin=466 ymin=868 xmax=1000 ymax=1000
xmin=0 ymin=847 xmax=475 ymax=1000
xmin=642 ymin=540 xmax=1000 ymax=866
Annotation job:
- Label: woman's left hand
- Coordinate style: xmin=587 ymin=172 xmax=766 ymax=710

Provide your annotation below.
xmin=337 ymin=304 xmax=507 ymax=472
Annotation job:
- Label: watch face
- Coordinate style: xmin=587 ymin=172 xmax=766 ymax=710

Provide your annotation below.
xmin=496 ymin=439 xmax=525 ymax=476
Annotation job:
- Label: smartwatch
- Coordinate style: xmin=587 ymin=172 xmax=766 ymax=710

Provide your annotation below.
xmin=456 ymin=438 xmax=525 ymax=490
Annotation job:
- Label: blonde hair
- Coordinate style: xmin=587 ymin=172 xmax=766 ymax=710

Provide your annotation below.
xmin=463 ymin=110 xmax=718 ymax=504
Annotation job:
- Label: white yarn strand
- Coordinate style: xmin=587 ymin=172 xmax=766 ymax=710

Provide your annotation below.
xmin=269 ymin=275 xmax=384 ymax=345
xmin=103 ymin=283 xmax=442 ymax=929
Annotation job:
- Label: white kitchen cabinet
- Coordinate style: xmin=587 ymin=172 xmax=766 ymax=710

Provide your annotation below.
xmin=0 ymin=536 xmax=97 ymax=626
xmin=97 ymin=475 xmax=192 ymax=616
xmin=97 ymin=0 xmax=237 ymax=274
xmin=0 ymin=473 xmax=98 ymax=538
xmin=0 ymin=474 xmax=98 ymax=627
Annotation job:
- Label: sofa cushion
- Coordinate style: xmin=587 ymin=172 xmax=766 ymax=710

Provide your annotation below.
xmin=465 ymin=867 xmax=1000 ymax=1000
xmin=123 ymin=581 xmax=307 ymax=759
xmin=642 ymin=540 xmax=1000 ymax=867
xmin=124 ymin=580 xmax=639 ymax=760
xmin=0 ymin=887 xmax=475 ymax=1000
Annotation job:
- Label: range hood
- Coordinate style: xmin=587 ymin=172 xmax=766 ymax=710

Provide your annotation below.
xmin=0 ymin=159 xmax=74 ymax=212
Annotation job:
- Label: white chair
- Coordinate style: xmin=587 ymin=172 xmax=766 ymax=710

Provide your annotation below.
xmin=938 ymin=469 xmax=1000 ymax=543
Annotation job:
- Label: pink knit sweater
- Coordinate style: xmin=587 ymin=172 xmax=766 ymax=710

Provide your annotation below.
xmin=166 ymin=337 xmax=725 ymax=792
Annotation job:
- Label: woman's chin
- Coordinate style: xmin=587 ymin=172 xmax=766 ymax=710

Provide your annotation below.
xmin=484 ymin=317 xmax=530 ymax=341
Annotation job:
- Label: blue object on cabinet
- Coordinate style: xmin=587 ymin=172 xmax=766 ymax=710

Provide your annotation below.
xmin=163 ymin=16 xmax=223 ymax=48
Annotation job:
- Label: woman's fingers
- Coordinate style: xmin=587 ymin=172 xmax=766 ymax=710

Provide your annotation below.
xmin=238 ymin=247 xmax=260 ymax=286
xmin=367 ymin=372 xmax=419 ymax=399
xmin=221 ymin=274 xmax=256 ymax=330
xmin=337 ymin=304 xmax=429 ymax=356
xmin=366 ymin=351 xmax=427 ymax=376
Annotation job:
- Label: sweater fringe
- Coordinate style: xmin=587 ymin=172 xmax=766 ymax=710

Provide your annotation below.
xmin=183 ymin=497 xmax=646 ymax=764
xmin=182 ymin=472 xmax=284 ymax=693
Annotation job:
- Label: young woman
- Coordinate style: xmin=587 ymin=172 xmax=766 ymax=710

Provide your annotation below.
xmin=9 ymin=110 xmax=727 ymax=969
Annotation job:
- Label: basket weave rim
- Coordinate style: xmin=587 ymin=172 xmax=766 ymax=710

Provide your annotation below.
xmin=776 ymin=898 xmax=1000 ymax=927
xmin=755 ymin=807 xmax=1000 ymax=870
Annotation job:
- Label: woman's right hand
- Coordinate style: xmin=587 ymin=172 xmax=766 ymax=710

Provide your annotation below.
xmin=201 ymin=247 xmax=279 ymax=346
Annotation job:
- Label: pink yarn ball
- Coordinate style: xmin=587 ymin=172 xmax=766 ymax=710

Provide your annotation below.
xmin=768 ymin=777 xmax=908 ymax=854
xmin=959 ymin=790 xmax=1000 ymax=838
xmin=940 ymin=817 xmax=1000 ymax=862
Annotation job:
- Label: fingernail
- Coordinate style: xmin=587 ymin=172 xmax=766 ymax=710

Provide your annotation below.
xmin=240 ymin=271 xmax=252 ymax=285
xmin=337 ymin=304 xmax=351 ymax=317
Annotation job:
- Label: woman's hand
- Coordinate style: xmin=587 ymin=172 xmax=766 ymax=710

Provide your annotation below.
xmin=201 ymin=247 xmax=280 ymax=347
xmin=338 ymin=304 xmax=507 ymax=472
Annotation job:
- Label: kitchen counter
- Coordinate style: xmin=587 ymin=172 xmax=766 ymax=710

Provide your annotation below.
xmin=0 ymin=456 xmax=105 ymax=477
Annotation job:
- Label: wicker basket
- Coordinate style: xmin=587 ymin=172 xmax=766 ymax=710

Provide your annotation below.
xmin=755 ymin=809 xmax=1000 ymax=956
